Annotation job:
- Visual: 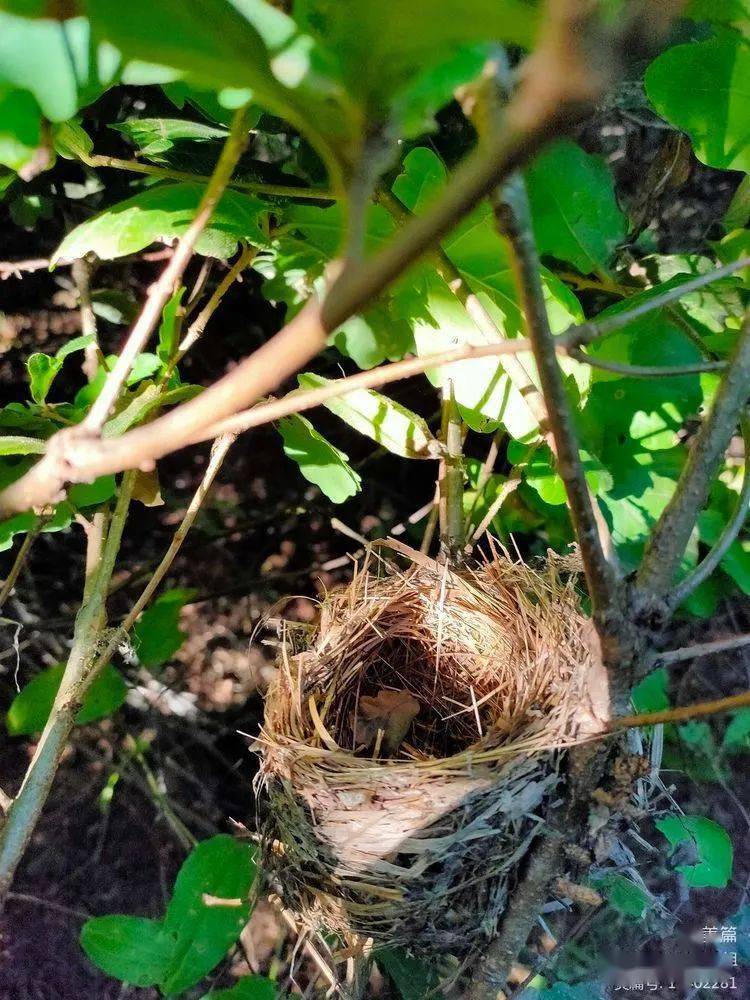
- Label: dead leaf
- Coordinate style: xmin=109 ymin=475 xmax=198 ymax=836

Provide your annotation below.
xmin=351 ymin=689 xmax=420 ymax=756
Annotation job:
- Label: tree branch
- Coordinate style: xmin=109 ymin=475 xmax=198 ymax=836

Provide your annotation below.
xmin=608 ymin=688 xmax=750 ymax=733
xmin=635 ymin=313 xmax=750 ymax=599
xmin=494 ymin=174 xmax=619 ymax=616
xmin=669 ymin=412 xmax=750 ymax=608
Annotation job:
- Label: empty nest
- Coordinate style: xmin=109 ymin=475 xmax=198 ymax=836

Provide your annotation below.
xmin=257 ymin=543 xmax=601 ymax=955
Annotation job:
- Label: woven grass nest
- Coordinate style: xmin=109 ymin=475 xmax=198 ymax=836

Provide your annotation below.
xmin=258 ymin=542 xmax=603 ymax=955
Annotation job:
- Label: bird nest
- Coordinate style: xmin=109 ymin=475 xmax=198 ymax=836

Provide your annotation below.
xmin=257 ymin=543 xmax=602 ymax=955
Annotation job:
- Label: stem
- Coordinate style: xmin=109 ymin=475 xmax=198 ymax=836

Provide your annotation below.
xmin=495 ymin=174 xmax=619 ymax=616
xmin=71 ymin=256 xmax=99 ymax=381
xmin=83 ymin=152 xmax=336 ymax=203
xmin=0 ymin=518 xmax=45 ymax=608
xmin=568 ymin=349 xmax=726 ymax=378
xmin=636 ymin=313 xmax=750 ymax=598
xmin=89 ymin=434 xmax=235 ymax=676
xmin=84 ymin=105 xmax=254 ymax=432
xmin=609 ymin=688 xmax=750 ymax=733
xmin=177 ymin=246 xmax=257 ymax=359
xmin=670 ymin=412 xmax=750 ymax=608
xmin=658 ymin=632 xmax=750 ymax=665
xmin=438 ymin=384 xmax=465 ymax=561
xmin=0 ymin=471 xmax=135 ymax=904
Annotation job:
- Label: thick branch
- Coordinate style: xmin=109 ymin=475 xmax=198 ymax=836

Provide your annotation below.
xmin=636 ymin=314 xmax=750 ymax=598
xmin=495 ymin=175 xmax=619 ymax=616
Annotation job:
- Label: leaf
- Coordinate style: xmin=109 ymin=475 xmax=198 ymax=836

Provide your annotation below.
xmin=656 ymin=815 xmax=733 ymax=888
xmin=158 ymin=287 xmax=186 ymax=363
xmin=525 ymin=139 xmax=627 ymax=275
xmin=631 ymin=667 xmax=670 ymax=714
xmin=722 ymin=709 xmax=750 ymax=753
xmin=376 ymin=947 xmax=438 ymax=1000
xmin=592 ymin=874 xmax=652 ymax=920
xmin=200 ymin=977 xmax=277 ymax=1000
xmin=80 ymin=916 xmax=173 ymax=988
xmin=26 ymin=353 xmax=61 ymax=404
xmin=0 ymin=88 xmax=40 ymax=172
xmin=0 ymin=435 xmax=46 ymax=456
xmin=645 ymin=38 xmax=750 ymax=174
xmin=6 ymin=663 xmax=127 ymax=735
xmin=297 ymin=373 xmax=438 ymax=459
xmin=277 ymin=414 xmax=361 ymax=503
xmin=353 ymin=689 xmax=420 ymax=755
xmin=132 ymin=588 xmax=196 ymax=669
xmin=160 ymin=835 xmax=257 ymax=996
xmin=295 ymin=0 xmax=539 ymax=131
xmin=111 ymin=117 xmax=229 ymax=159
xmin=0 ymin=0 xmax=83 ymax=18
xmin=53 ymin=183 xmax=269 ymax=263
xmin=68 ymin=475 xmax=117 ymax=509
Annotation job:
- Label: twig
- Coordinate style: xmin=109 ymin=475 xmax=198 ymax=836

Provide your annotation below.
xmin=494 ymin=174 xmax=619 ymax=616
xmin=609 ymin=688 xmax=750 ymax=733
xmin=177 ymin=245 xmax=257 ymax=358
xmin=88 ymin=433 xmax=236 ymax=677
xmin=0 ymin=518 xmax=45 ymax=609
xmin=0 ymin=258 xmax=53 ymax=279
xmin=0 ymin=471 xmax=135 ymax=905
xmin=83 ymin=105 xmax=255 ymax=432
xmin=670 ymin=412 xmax=750 ymax=608
xmin=636 ymin=313 xmax=750 ymax=598
xmin=657 ymin=632 xmax=750 ymax=665
xmin=82 ymin=151 xmax=336 ymax=202
xmin=568 ymin=349 xmax=726 ymax=378
xmin=438 ymin=384 xmax=465 ymax=561
xmin=71 ymin=256 xmax=99 ymax=381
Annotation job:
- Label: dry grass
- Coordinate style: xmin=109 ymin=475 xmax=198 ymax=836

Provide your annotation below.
xmin=257 ymin=542 xmax=598 ymax=955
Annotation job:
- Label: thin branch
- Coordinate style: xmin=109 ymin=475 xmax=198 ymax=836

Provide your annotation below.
xmin=657 ymin=632 xmax=750 ymax=666
xmin=670 ymin=412 xmax=750 ymax=608
xmin=609 ymin=688 xmax=750 ymax=733
xmin=636 ymin=313 xmax=750 ymax=598
xmin=0 ymin=471 xmax=135 ymax=905
xmin=84 ymin=105 xmax=255 ymax=432
xmin=494 ymin=174 xmax=619 ymax=615
xmin=82 ymin=151 xmax=336 ymax=203
xmin=177 ymin=245 xmax=257 ymax=358
xmin=568 ymin=349 xmax=726 ymax=378
xmin=71 ymin=256 xmax=100 ymax=381
xmin=0 ymin=518 xmax=45 ymax=608
xmin=437 ymin=384 xmax=465 ymax=561
xmin=88 ymin=433 xmax=235 ymax=677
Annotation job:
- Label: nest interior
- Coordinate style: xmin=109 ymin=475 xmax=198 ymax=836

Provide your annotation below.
xmin=259 ymin=546 xmax=598 ymax=954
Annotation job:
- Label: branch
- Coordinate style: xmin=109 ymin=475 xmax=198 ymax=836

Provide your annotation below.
xmin=84 ymin=105 xmax=254 ymax=432
xmin=568 ymin=350 xmax=726 ymax=378
xmin=608 ymin=688 xmax=750 ymax=733
xmin=669 ymin=412 xmax=750 ymax=608
xmin=657 ymin=631 xmax=750 ymax=665
xmin=636 ymin=313 xmax=750 ymax=598
xmin=0 ymin=471 xmax=135 ymax=905
xmin=438 ymin=385 xmax=466 ymax=561
xmin=494 ymin=174 xmax=619 ymax=615
xmin=177 ymin=245 xmax=257 ymax=359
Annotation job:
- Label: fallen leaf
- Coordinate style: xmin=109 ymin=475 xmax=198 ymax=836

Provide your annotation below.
xmin=352 ymin=689 xmax=420 ymax=756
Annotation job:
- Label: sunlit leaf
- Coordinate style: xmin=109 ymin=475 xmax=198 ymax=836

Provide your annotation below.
xmin=6 ymin=663 xmax=127 ymax=735
xmin=80 ymin=916 xmax=173 ymax=988
xmin=132 ymin=587 xmax=196 ymax=669
xmin=656 ymin=814 xmax=733 ymax=888
xmin=277 ymin=414 xmax=361 ymax=503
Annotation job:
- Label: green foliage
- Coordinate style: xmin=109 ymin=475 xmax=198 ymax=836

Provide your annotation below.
xmin=297 ymin=373 xmax=437 ymax=459
xmin=200 ymin=977 xmax=276 ymax=1000
xmin=525 ymin=140 xmax=627 ymax=276
xmin=132 ymin=588 xmax=197 ymax=669
xmin=81 ymin=835 xmax=257 ymax=996
xmin=375 ymin=947 xmax=438 ymax=1000
xmin=6 ymin=663 xmax=127 ymax=735
xmin=656 ymin=815 xmax=733 ymax=888
xmin=592 ymin=874 xmax=652 ymax=920
xmin=645 ymin=37 xmax=750 ymax=174
xmin=277 ymin=413 xmax=361 ymax=503
xmin=53 ymin=184 xmax=269 ymax=262
xmin=111 ymin=118 xmax=229 ymax=159
xmin=26 ymin=334 xmax=95 ymax=403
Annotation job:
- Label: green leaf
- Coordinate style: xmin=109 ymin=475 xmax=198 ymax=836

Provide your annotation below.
xmin=160 ymin=835 xmax=257 ymax=996
xmin=686 ymin=0 xmax=749 ymax=37
xmin=6 ymin=663 xmax=127 ymax=736
xmin=525 ymin=139 xmax=627 ymax=275
xmin=0 ymin=0 xmax=83 ymax=18
xmin=80 ymin=916 xmax=173 ymax=988
xmin=27 ymin=353 xmax=61 ymax=404
xmin=200 ymin=976 xmax=276 ymax=1000
xmin=631 ymin=667 xmax=670 ymax=714
xmin=297 ymin=373 xmax=438 ymax=459
xmin=593 ymin=874 xmax=652 ymax=920
xmin=132 ymin=587 xmax=196 ymax=669
xmin=0 ymin=435 xmax=46 ymax=456
xmin=278 ymin=414 xmax=361 ymax=503
xmin=645 ymin=38 xmax=750 ymax=174
xmin=53 ymin=183 xmax=269 ymax=263
xmin=722 ymin=709 xmax=750 ymax=753
xmin=53 ymin=119 xmax=93 ymax=160
xmin=0 ymin=87 xmax=40 ymax=172
xmin=376 ymin=947 xmax=438 ymax=1000
xmin=158 ymin=287 xmax=186 ymax=363
xmin=69 ymin=475 xmax=117 ymax=509
xmin=112 ymin=117 xmax=229 ymax=159
xmin=656 ymin=815 xmax=733 ymax=888
xmin=520 ymin=444 xmax=612 ymax=506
